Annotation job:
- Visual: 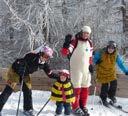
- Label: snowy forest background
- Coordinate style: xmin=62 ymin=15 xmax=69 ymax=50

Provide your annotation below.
xmin=0 ymin=0 xmax=128 ymax=69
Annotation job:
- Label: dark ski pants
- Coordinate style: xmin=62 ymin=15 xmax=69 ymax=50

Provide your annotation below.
xmin=22 ymin=82 xmax=33 ymax=111
xmin=100 ymin=79 xmax=117 ymax=101
xmin=56 ymin=101 xmax=71 ymax=115
xmin=0 ymin=82 xmax=33 ymax=112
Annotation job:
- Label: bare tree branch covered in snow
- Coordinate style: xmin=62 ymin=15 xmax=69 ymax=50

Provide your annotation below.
xmin=0 ymin=0 xmax=127 ymax=68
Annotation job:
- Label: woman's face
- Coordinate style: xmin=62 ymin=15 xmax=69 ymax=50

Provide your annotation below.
xmin=107 ymin=47 xmax=115 ymax=54
xmin=40 ymin=53 xmax=50 ymax=62
xmin=82 ymin=32 xmax=90 ymax=40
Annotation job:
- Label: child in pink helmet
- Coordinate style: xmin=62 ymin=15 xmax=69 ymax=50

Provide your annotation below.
xmin=50 ymin=69 xmax=75 ymax=116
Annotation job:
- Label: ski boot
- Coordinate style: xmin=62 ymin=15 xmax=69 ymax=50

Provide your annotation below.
xmin=109 ymin=97 xmax=117 ymax=104
xmin=23 ymin=109 xmax=34 ymax=116
xmin=81 ymin=107 xmax=90 ymax=116
xmin=102 ymin=100 xmax=110 ymax=107
xmin=73 ymin=107 xmax=85 ymax=116
xmin=55 ymin=114 xmax=61 ymax=116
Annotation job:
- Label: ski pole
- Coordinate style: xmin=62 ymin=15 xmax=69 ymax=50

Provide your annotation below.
xmin=91 ymin=85 xmax=97 ymax=110
xmin=16 ymin=65 xmax=26 ymax=116
xmin=36 ymin=98 xmax=50 ymax=116
xmin=91 ymin=78 xmax=97 ymax=110
xmin=16 ymin=78 xmax=24 ymax=116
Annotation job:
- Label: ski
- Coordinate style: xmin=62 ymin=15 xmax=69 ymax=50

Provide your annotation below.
xmin=99 ymin=100 xmax=128 ymax=115
xmin=109 ymin=101 xmax=128 ymax=113
xmin=98 ymin=100 xmax=118 ymax=115
xmin=23 ymin=112 xmax=35 ymax=116
xmin=19 ymin=110 xmax=35 ymax=116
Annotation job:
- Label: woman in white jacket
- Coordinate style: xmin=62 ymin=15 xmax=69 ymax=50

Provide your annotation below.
xmin=61 ymin=26 xmax=93 ymax=116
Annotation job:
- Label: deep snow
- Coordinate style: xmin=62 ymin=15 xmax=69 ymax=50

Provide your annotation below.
xmin=0 ymin=90 xmax=128 ymax=116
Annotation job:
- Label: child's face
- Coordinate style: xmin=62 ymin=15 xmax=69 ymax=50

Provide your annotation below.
xmin=60 ymin=75 xmax=67 ymax=82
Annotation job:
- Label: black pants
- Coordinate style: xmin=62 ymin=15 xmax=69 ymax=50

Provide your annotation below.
xmin=56 ymin=101 xmax=71 ymax=115
xmin=0 ymin=85 xmax=13 ymax=112
xmin=0 ymin=82 xmax=33 ymax=112
xmin=22 ymin=82 xmax=33 ymax=111
xmin=100 ymin=80 xmax=117 ymax=101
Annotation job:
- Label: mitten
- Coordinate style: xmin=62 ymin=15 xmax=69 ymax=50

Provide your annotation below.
xmin=60 ymin=48 xmax=69 ymax=56
xmin=89 ymin=64 xmax=94 ymax=74
xmin=43 ymin=63 xmax=51 ymax=73
xmin=125 ymin=72 xmax=128 ymax=75
xmin=63 ymin=34 xmax=72 ymax=48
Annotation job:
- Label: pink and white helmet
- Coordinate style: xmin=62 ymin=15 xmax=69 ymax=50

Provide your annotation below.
xmin=33 ymin=45 xmax=53 ymax=58
xmin=59 ymin=69 xmax=70 ymax=78
xmin=42 ymin=46 xmax=53 ymax=58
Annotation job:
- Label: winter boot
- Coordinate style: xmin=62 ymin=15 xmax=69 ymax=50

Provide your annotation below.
xmin=23 ymin=109 xmax=34 ymax=116
xmin=55 ymin=114 xmax=61 ymax=116
xmin=0 ymin=85 xmax=13 ymax=112
xmin=109 ymin=96 xmax=117 ymax=104
xmin=81 ymin=107 xmax=90 ymax=116
xmin=72 ymin=88 xmax=81 ymax=110
xmin=73 ymin=107 xmax=85 ymax=116
xmin=64 ymin=114 xmax=70 ymax=116
xmin=102 ymin=100 xmax=110 ymax=107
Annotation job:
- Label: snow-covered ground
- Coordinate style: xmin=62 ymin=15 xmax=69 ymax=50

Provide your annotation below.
xmin=0 ymin=90 xmax=128 ymax=116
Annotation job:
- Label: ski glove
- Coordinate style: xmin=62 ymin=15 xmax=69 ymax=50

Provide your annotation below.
xmin=63 ymin=34 xmax=72 ymax=48
xmin=125 ymin=72 xmax=128 ymax=75
xmin=60 ymin=48 xmax=69 ymax=56
xmin=89 ymin=64 xmax=94 ymax=74
xmin=17 ymin=65 xmax=26 ymax=78
xmin=42 ymin=63 xmax=51 ymax=73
